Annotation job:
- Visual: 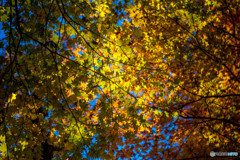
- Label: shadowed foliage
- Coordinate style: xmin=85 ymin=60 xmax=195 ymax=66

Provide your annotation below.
xmin=0 ymin=0 xmax=239 ymax=159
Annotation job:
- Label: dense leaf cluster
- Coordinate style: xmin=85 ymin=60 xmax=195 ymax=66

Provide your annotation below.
xmin=0 ymin=0 xmax=239 ymax=159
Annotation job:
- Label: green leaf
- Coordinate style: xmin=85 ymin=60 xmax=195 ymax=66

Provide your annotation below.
xmin=52 ymin=34 xmax=59 ymax=44
xmin=0 ymin=136 xmax=7 ymax=153
xmin=134 ymin=29 xmax=142 ymax=37
xmin=163 ymin=111 xmax=169 ymax=117
xmin=1 ymin=14 xmax=8 ymax=21
xmin=116 ymin=39 xmax=122 ymax=46
xmin=172 ymin=112 xmax=178 ymax=118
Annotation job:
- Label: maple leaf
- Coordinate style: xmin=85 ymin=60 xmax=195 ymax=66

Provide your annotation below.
xmin=0 ymin=0 xmax=240 ymax=159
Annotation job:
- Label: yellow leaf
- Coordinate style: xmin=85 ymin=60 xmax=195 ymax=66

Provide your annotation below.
xmin=99 ymin=11 xmax=105 ymax=18
xmin=154 ymin=110 xmax=162 ymax=116
xmin=31 ymin=114 xmax=37 ymax=120
xmin=8 ymin=93 xmax=17 ymax=102
xmin=19 ymin=140 xmax=28 ymax=150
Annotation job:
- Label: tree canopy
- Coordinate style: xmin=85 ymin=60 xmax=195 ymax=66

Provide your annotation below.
xmin=0 ymin=0 xmax=239 ymax=159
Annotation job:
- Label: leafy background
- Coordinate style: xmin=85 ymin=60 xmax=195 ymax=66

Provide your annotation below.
xmin=0 ymin=0 xmax=240 ymax=159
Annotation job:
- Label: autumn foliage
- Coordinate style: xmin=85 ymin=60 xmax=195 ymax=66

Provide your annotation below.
xmin=0 ymin=0 xmax=239 ymax=159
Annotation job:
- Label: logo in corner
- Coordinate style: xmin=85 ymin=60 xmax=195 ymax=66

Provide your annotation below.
xmin=210 ymin=151 xmax=215 ymax=157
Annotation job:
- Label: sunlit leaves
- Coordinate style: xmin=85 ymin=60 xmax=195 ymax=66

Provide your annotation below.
xmin=0 ymin=136 xmax=7 ymax=157
xmin=1 ymin=0 xmax=240 ymax=159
